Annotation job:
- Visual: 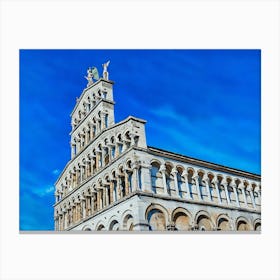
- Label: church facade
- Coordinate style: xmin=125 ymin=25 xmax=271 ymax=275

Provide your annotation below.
xmin=54 ymin=63 xmax=261 ymax=231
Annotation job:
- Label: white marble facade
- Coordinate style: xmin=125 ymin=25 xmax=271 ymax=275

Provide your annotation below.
xmin=54 ymin=64 xmax=261 ymax=232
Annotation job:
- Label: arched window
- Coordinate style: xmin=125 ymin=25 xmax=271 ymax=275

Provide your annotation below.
xmin=105 ymin=114 xmax=108 ymax=128
xmin=174 ymin=212 xmax=191 ymax=231
xmin=197 ymin=214 xmax=213 ymax=231
xmin=151 ymin=162 xmax=161 ymax=194
xmin=218 ymin=217 xmax=230 ymax=231
xmin=147 ymin=209 xmax=166 ymax=231
xmin=237 ymin=220 xmax=250 ymax=231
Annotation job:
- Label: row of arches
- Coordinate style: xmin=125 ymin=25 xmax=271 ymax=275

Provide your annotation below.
xmin=57 ymin=129 xmax=140 ymax=202
xmin=150 ymin=160 xmax=261 ymax=209
xmin=72 ymin=87 xmax=109 ymax=129
xmin=55 ymin=156 xmax=261 ymax=230
xmin=80 ymin=206 xmax=261 ymax=232
xmin=71 ymin=110 xmax=110 ymax=157
xmin=145 ymin=205 xmax=261 ymax=231
xmin=82 ymin=212 xmax=134 ymax=231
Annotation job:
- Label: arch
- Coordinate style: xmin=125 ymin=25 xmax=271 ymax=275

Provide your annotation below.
xmin=253 ymin=218 xmax=261 ymax=231
xmin=216 ymin=214 xmax=231 ymax=231
xmin=109 ymin=220 xmax=120 ymax=231
xmin=82 ymin=225 xmax=93 ymax=231
xmin=236 ymin=217 xmax=251 ymax=231
xmin=195 ymin=210 xmax=214 ymax=231
xmin=145 ymin=204 xmax=168 ymax=231
xmin=122 ymin=211 xmax=134 ymax=231
xmin=172 ymin=207 xmax=192 ymax=231
xmin=150 ymin=161 xmax=162 ymax=194
xmin=96 ymin=223 xmax=105 ymax=231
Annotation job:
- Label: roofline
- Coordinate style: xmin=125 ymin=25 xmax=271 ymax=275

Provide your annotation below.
xmin=147 ymin=146 xmax=261 ymax=180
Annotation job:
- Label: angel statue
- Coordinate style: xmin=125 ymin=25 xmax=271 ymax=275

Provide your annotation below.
xmin=84 ymin=67 xmax=99 ymax=87
xmin=84 ymin=67 xmax=93 ymax=87
xmin=102 ymin=60 xmax=110 ymax=80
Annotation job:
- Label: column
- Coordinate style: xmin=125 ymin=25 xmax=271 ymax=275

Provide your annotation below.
xmin=231 ymin=182 xmax=240 ymax=207
xmin=182 ymin=172 xmax=191 ymax=199
xmin=109 ymin=181 xmax=114 ymax=204
xmin=171 ymin=168 xmax=180 ymax=197
xmin=140 ymin=163 xmax=152 ymax=193
xmin=240 ymin=184 xmax=248 ymax=207
xmin=71 ymin=142 xmax=76 ymax=158
xmin=64 ymin=209 xmax=68 ymax=229
xmin=248 ymin=184 xmax=256 ymax=209
xmin=97 ymin=190 xmax=101 ymax=210
xmin=101 ymin=112 xmax=106 ymax=129
xmin=132 ymin=163 xmax=140 ymax=192
xmin=81 ymin=197 xmax=86 ymax=219
xmin=193 ymin=173 xmax=202 ymax=200
xmin=159 ymin=164 xmax=168 ymax=195
xmin=115 ymin=143 xmax=120 ymax=157
xmin=124 ymin=171 xmax=130 ymax=195
xmin=214 ymin=179 xmax=222 ymax=204
xmin=204 ymin=177 xmax=212 ymax=201
xmin=90 ymin=191 xmax=95 ymax=214
xmin=255 ymin=184 xmax=261 ymax=206
xmin=116 ymin=175 xmax=121 ymax=199
xmin=222 ymin=179 xmax=231 ymax=205
xmin=76 ymin=138 xmax=80 ymax=154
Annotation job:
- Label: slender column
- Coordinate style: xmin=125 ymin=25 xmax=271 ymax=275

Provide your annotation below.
xmin=76 ymin=138 xmax=81 ymax=154
xmin=204 ymin=177 xmax=212 ymax=201
xmin=66 ymin=178 xmax=71 ymax=192
xmin=240 ymin=184 xmax=248 ymax=207
xmin=248 ymin=184 xmax=256 ymax=209
xmin=193 ymin=173 xmax=202 ymax=200
xmin=54 ymin=216 xmax=58 ymax=230
xmin=70 ymin=171 xmax=74 ymax=189
xmin=182 ymin=172 xmax=190 ymax=199
xmin=64 ymin=209 xmax=68 ymax=229
xmin=102 ymin=146 xmax=107 ymax=166
xmin=159 ymin=164 xmax=168 ymax=195
xmin=96 ymin=190 xmax=101 ymax=210
xmin=112 ymin=179 xmax=118 ymax=201
xmin=222 ymin=179 xmax=231 ymax=205
xmin=71 ymin=142 xmax=76 ymax=158
xmin=95 ymin=151 xmax=99 ymax=170
xmin=255 ymin=184 xmax=261 ymax=205
xmin=171 ymin=168 xmax=179 ymax=197
xmin=116 ymin=175 xmax=121 ymax=199
xmin=132 ymin=163 xmax=140 ymax=192
xmin=90 ymin=192 xmax=95 ymax=213
xmin=81 ymin=196 xmax=86 ymax=219
xmin=124 ymin=171 xmax=129 ymax=195
xmin=109 ymin=181 xmax=114 ymax=204
xmin=231 ymin=182 xmax=240 ymax=207
xmin=101 ymin=112 xmax=106 ymax=129
xmin=214 ymin=179 xmax=222 ymax=204
xmin=115 ymin=143 xmax=120 ymax=157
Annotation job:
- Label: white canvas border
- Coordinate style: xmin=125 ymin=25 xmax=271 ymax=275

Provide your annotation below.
xmin=0 ymin=0 xmax=279 ymax=279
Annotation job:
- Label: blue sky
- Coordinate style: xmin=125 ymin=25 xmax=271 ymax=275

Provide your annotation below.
xmin=20 ymin=49 xmax=261 ymax=230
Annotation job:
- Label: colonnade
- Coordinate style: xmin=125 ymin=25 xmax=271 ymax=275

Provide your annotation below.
xmin=55 ymin=157 xmax=261 ymax=231
xmin=150 ymin=161 xmax=261 ymax=210
xmin=56 ymin=131 xmax=139 ymax=203
xmin=71 ymin=111 xmax=110 ymax=158
xmin=55 ymin=165 xmax=140 ymax=230
xmin=72 ymin=88 xmax=107 ymax=130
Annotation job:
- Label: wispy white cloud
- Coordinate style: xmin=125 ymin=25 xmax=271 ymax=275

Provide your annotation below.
xmin=33 ymin=185 xmax=54 ymax=198
xmin=52 ymin=169 xmax=60 ymax=175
